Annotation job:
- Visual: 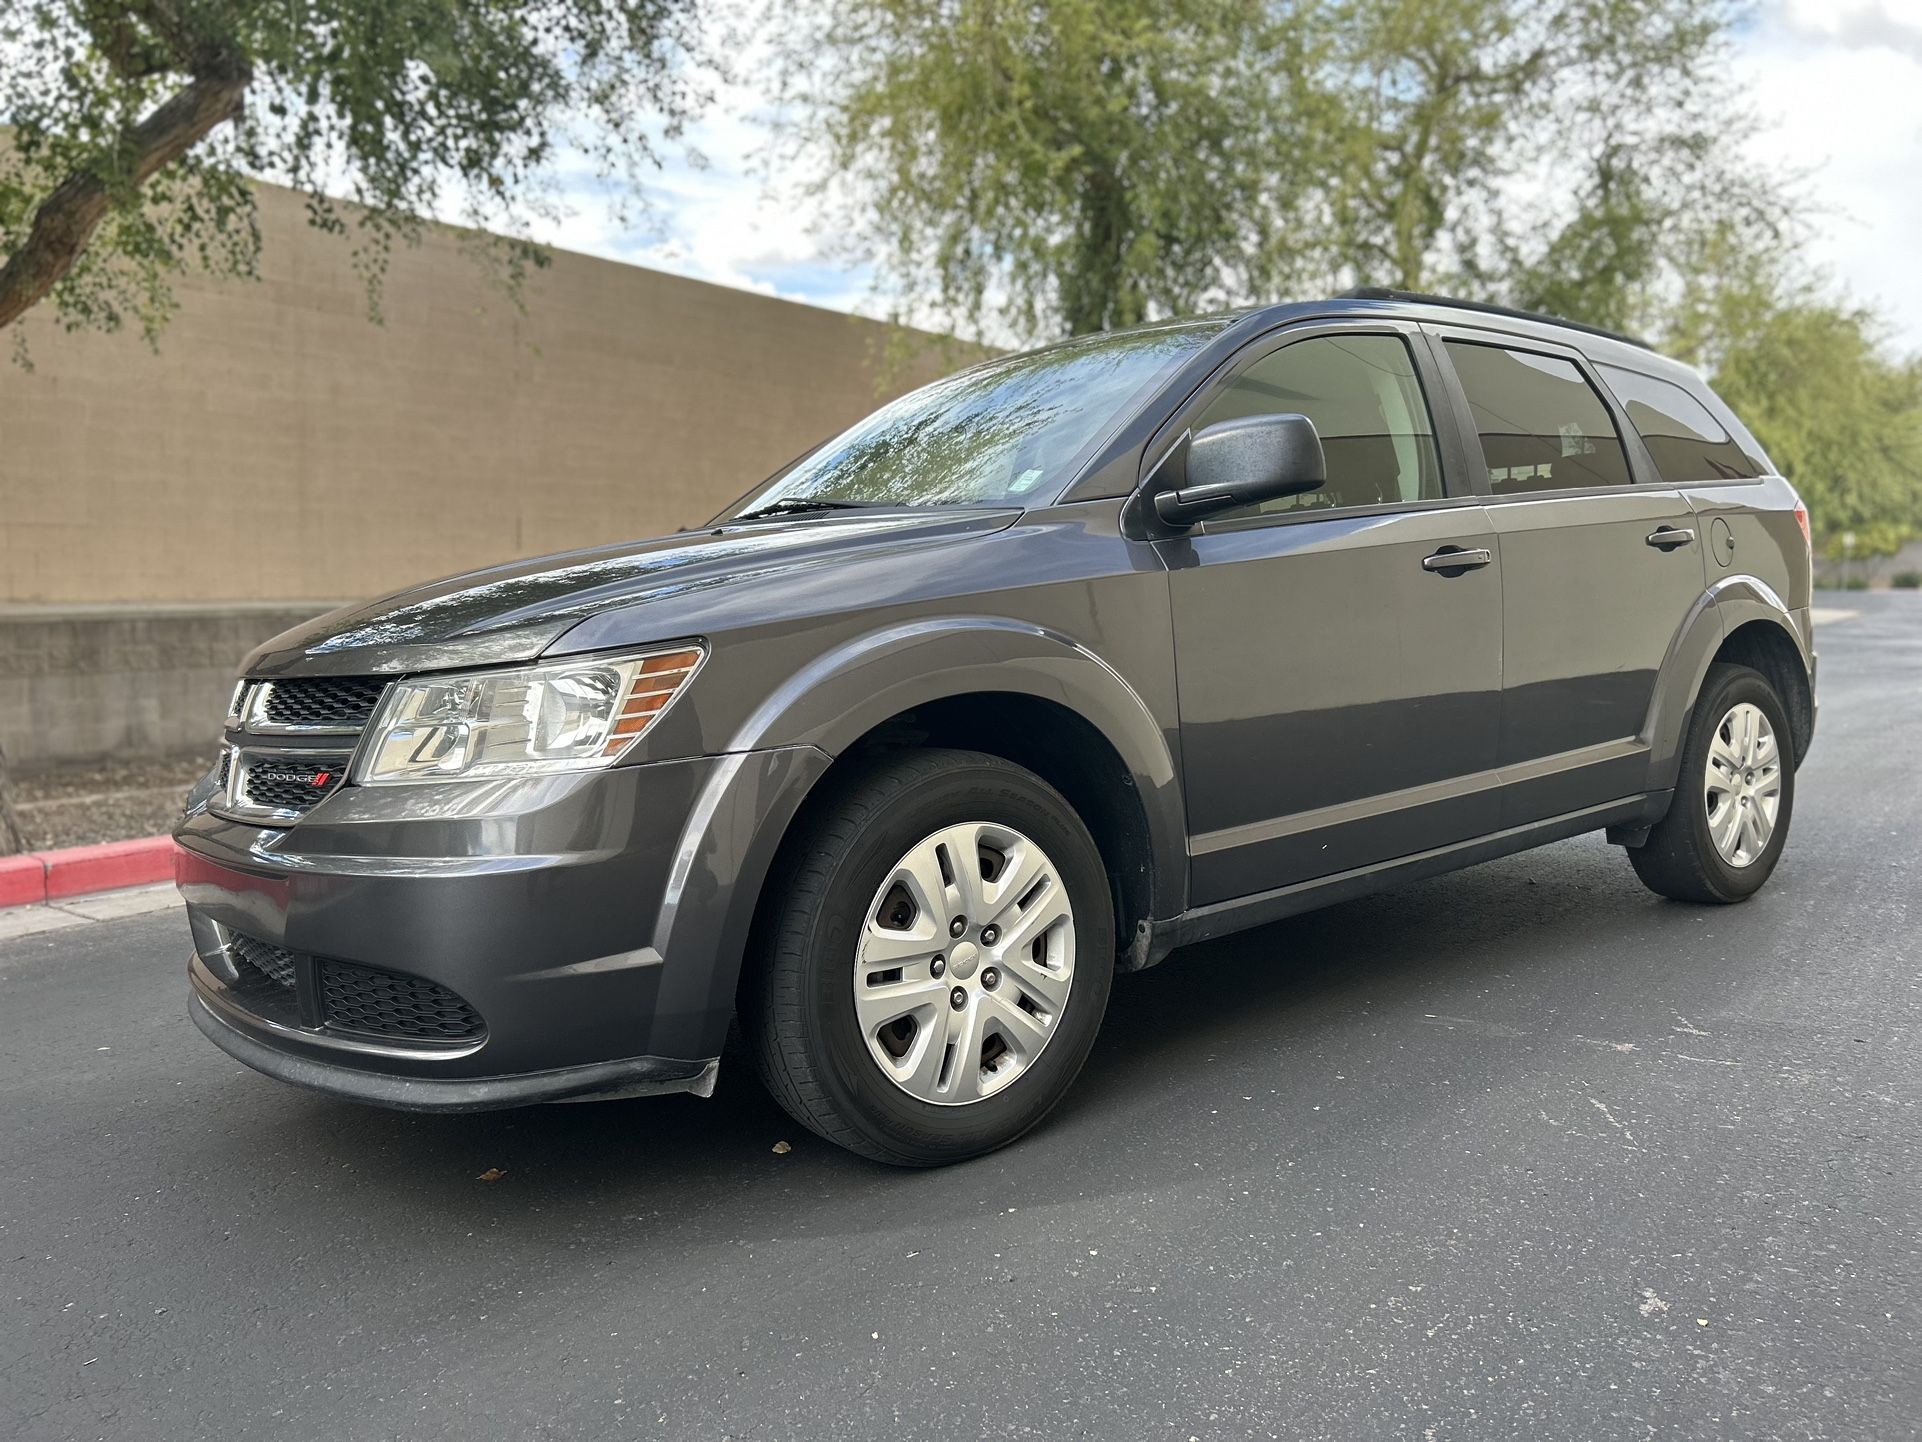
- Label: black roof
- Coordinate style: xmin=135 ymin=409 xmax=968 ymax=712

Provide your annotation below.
xmin=1337 ymin=287 xmax=1652 ymax=351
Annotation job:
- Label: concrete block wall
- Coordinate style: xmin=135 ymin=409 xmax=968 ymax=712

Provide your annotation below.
xmin=1814 ymin=536 xmax=1922 ymax=589
xmin=0 ymin=605 xmax=329 ymax=767
xmin=0 ymin=180 xmax=957 ymax=608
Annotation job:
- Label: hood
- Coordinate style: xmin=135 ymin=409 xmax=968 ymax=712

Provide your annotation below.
xmin=244 ymin=508 xmax=1020 ymax=677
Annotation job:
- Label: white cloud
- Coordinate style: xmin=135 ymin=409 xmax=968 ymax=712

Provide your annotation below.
xmin=1777 ymin=0 xmax=1922 ymax=61
xmin=1741 ymin=0 xmax=1922 ymax=350
xmin=518 ymin=34 xmax=872 ymax=317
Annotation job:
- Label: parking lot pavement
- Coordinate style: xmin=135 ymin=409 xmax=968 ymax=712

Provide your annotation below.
xmin=4 ymin=593 xmax=1917 ymax=1442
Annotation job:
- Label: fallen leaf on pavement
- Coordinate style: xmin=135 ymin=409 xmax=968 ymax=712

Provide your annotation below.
xmin=772 ymin=1140 xmax=792 ymax=1155
xmin=476 ymin=1167 xmax=507 ymax=1182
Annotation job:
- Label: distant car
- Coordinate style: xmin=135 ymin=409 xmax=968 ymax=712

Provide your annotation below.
xmin=176 ymin=289 xmax=1816 ymax=1165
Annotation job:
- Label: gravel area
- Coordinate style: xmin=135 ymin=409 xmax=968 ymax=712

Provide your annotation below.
xmin=6 ymin=751 xmax=210 ymax=851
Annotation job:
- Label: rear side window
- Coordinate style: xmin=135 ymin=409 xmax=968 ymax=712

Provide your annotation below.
xmin=1598 ymin=365 xmax=1765 ymax=483
xmin=1443 ymin=341 xmax=1631 ymax=494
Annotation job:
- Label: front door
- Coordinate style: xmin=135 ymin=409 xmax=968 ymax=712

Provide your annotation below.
xmin=1434 ymin=335 xmax=1705 ymax=825
xmin=1160 ymin=326 xmax=1505 ymax=908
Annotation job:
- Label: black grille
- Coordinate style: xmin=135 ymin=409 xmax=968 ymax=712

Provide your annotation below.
xmin=230 ymin=933 xmax=297 ymax=989
xmin=319 ymin=959 xmax=485 ymax=1045
xmin=240 ymin=752 xmax=351 ymax=815
xmin=257 ymin=677 xmax=388 ymax=731
xmin=220 ymin=933 xmax=303 ymax=1028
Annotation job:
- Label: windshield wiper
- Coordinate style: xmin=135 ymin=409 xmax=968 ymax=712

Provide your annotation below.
xmin=730 ymin=498 xmax=876 ymax=522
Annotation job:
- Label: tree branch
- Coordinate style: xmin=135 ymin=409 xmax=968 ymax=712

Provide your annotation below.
xmin=0 ymin=56 xmax=250 ymax=331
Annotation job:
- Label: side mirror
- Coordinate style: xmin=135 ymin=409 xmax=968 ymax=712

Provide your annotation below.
xmin=1153 ymin=413 xmax=1326 ymax=527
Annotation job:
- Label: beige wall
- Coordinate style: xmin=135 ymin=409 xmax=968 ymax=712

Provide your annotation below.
xmin=0 ymin=182 xmax=952 ymax=606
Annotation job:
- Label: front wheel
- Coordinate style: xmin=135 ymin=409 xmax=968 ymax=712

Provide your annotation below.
xmin=743 ymin=749 xmax=1115 ymax=1166
xmin=1629 ymin=662 xmax=1796 ymax=904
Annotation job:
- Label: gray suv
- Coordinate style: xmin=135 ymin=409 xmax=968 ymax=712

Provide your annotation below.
xmin=176 ymin=289 xmax=1815 ymax=1165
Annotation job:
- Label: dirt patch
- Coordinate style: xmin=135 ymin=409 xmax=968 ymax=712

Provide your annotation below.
xmin=8 ymin=751 xmax=212 ymax=851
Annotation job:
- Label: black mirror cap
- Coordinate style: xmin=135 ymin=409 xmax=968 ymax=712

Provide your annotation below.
xmin=1153 ymin=413 xmax=1326 ymax=527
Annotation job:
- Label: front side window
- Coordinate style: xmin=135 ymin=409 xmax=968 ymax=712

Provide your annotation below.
xmin=1598 ymin=364 xmax=1765 ymax=483
xmin=1444 ymin=341 xmax=1631 ymax=494
xmin=725 ymin=319 xmax=1229 ymax=516
xmin=1196 ymin=333 xmax=1443 ymax=520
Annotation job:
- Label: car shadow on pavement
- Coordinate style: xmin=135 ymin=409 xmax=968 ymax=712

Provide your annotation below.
xmin=195 ymin=830 xmax=1785 ymax=1264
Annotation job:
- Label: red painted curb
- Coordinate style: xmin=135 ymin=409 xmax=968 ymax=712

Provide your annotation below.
xmin=0 ymin=854 xmax=46 ymax=908
xmin=43 ymin=836 xmax=178 ymax=900
xmin=0 ymin=836 xmax=178 ymax=907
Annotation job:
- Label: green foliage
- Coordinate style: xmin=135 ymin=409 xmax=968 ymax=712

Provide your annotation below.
xmin=769 ymin=0 xmax=1337 ymax=339
xmin=1668 ymin=254 xmax=1922 ymax=556
xmin=0 ymin=0 xmax=705 ymax=344
xmin=1891 ymin=572 xmax=1922 ymax=590
xmin=1328 ymin=0 xmax=1773 ymax=326
xmin=772 ymin=0 xmax=1773 ymax=346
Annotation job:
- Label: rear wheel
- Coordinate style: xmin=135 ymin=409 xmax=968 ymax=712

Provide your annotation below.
xmin=1629 ymin=662 xmax=1795 ymax=904
xmin=744 ymin=748 xmax=1114 ymax=1166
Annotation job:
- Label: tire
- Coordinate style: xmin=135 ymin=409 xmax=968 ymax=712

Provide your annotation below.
xmin=1629 ymin=662 xmax=1796 ymax=904
xmin=742 ymin=748 xmax=1115 ymax=1166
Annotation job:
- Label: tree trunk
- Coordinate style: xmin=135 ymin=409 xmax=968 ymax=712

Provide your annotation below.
xmin=0 ymin=59 xmax=249 ymax=331
xmin=1063 ymin=166 xmax=1132 ymax=336
xmin=0 ymin=744 xmax=26 ymax=856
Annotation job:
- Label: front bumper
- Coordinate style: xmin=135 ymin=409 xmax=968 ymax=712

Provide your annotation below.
xmin=175 ymin=745 xmax=830 ymax=1108
xmin=188 ymin=988 xmax=716 ymax=1110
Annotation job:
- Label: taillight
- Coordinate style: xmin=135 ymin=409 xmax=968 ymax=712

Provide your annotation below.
xmin=1793 ymin=500 xmax=1811 ymax=549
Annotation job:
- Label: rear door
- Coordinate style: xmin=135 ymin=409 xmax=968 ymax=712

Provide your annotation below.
xmin=1430 ymin=331 xmax=1704 ymax=824
xmin=1158 ymin=322 xmax=1505 ymax=907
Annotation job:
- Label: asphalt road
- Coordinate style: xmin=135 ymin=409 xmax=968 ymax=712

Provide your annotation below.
xmin=4 ymin=594 xmax=1917 ymax=1442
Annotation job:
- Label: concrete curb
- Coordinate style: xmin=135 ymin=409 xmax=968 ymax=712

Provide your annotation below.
xmin=0 ymin=836 xmax=176 ymax=908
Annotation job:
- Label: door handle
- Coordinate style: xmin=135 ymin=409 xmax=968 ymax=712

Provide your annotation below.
xmin=1646 ymin=526 xmax=1696 ymax=551
xmin=1422 ymin=547 xmax=1493 ymax=575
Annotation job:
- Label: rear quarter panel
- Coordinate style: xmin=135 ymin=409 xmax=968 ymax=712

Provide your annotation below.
xmin=1685 ymin=475 xmax=1811 ymax=616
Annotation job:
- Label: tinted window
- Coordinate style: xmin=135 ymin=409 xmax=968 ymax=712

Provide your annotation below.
xmin=727 ymin=319 xmax=1228 ymax=514
xmin=1197 ymin=333 xmax=1443 ymax=519
xmin=1444 ymin=341 xmax=1631 ymax=494
xmin=1599 ymin=364 xmax=1765 ymax=483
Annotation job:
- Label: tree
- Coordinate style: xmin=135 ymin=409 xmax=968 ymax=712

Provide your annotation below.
xmin=0 ymin=0 xmax=707 ymax=344
xmin=1324 ymin=0 xmax=1779 ymax=335
xmin=775 ymin=0 xmax=1780 ymax=348
xmin=768 ymin=0 xmax=1338 ymax=341
xmin=1668 ymin=249 xmax=1922 ymax=556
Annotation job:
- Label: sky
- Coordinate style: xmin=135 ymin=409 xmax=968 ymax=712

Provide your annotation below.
xmin=523 ymin=0 xmax=1922 ymax=352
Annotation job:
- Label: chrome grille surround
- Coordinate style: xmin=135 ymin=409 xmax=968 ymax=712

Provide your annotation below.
xmin=211 ymin=678 xmax=387 ymax=826
xmin=245 ymin=677 xmax=389 ymax=735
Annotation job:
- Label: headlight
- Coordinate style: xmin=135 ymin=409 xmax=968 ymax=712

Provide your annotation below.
xmin=354 ymin=645 xmax=704 ymax=784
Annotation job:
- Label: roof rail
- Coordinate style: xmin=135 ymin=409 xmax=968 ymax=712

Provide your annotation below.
xmin=1337 ymin=287 xmax=1652 ymax=351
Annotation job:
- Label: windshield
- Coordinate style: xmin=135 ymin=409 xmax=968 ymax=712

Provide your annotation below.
xmin=725 ymin=319 xmax=1229 ymax=516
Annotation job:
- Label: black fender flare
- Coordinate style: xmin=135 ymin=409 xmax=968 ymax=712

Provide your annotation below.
xmin=1644 ymin=575 xmax=1811 ymax=791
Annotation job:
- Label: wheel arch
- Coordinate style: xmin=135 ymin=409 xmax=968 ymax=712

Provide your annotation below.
xmin=827 ymin=692 xmax=1163 ymax=968
xmin=1646 ymin=577 xmax=1813 ymax=790
xmin=648 ymin=618 xmax=1184 ymax=1057
xmin=1711 ymin=619 xmax=1814 ymax=767
xmin=722 ymin=614 xmax=1183 ymax=911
